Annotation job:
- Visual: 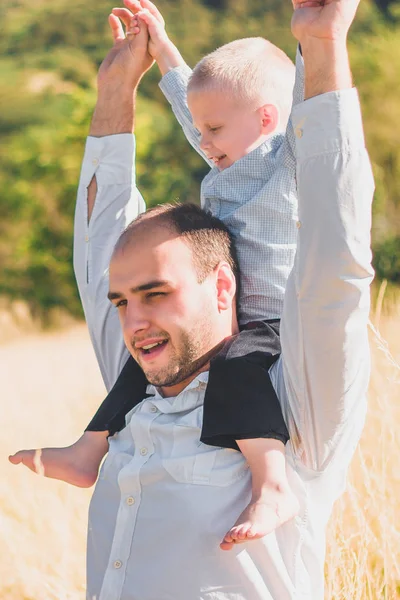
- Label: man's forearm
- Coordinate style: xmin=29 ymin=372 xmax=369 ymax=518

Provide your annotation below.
xmin=301 ymin=39 xmax=352 ymax=99
xmin=90 ymin=85 xmax=137 ymax=138
xmin=291 ymin=0 xmax=359 ymax=99
xmin=87 ymin=85 xmax=137 ymax=222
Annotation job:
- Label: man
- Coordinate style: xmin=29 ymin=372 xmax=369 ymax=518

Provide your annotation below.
xmin=74 ymin=0 xmax=374 ymax=598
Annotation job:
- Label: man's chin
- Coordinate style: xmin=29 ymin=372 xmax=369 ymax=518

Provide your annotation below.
xmin=144 ymin=354 xmax=213 ymax=390
xmin=144 ymin=369 xmax=187 ymax=389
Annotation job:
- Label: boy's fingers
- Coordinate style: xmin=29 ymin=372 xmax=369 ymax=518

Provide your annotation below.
xmin=108 ymin=14 xmax=126 ymax=42
xmin=112 ymin=7 xmax=136 ymax=29
xmin=139 ymin=0 xmax=165 ymax=25
xmin=137 ymin=9 xmax=162 ymax=34
xmin=9 ymin=452 xmax=23 ymax=464
xmin=123 ymin=0 xmax=143 ymax=15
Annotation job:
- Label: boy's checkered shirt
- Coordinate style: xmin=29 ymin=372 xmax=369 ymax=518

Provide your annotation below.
xmin=159 ymin=54 xmax=304 ymax=324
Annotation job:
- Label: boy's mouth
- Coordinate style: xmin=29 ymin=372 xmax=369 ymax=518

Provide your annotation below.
xmin=212 ymin=154 xmax=227 ymax=166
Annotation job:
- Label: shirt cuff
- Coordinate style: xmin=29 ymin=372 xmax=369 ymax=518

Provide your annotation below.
xmin=159 ymin=64 xmax=193 ymax=101
xmin=292 ymin=88 xmax=365 ymax=161
xmin=79 ymin=134 xmax=136 ymax=188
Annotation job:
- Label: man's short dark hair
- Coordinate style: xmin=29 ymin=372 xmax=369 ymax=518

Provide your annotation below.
xmin=115 ymin=202 xmax=240 ymax=289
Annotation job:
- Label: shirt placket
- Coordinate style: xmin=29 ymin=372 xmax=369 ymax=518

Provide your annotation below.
xmin=98 ymin=403 xmax=158 ymax=600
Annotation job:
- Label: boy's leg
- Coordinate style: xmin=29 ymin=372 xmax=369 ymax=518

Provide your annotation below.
xmin=201 ymin=322 xmax=298 ymax=549
xmin=201 ymin=320 xmax=288 ymax=450
xmin=220 ymin=437 xmax=299 ymax=550
xmin=10 ymin=357 xmax=149 ymax=487
xmin=9 ymin=431 xmax=109 ymax=488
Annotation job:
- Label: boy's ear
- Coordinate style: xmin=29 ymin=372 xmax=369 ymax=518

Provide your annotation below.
xmin=258 ymin=104 xmax=279 ymax=135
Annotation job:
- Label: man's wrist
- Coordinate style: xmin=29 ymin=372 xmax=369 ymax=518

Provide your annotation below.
xmin=300 ymin=38 xmax=352 ymax=99
xmin=89 ymin=84 xmax=138 ymax=137
xmin=155 ymin=40 xmax=186 ymax=76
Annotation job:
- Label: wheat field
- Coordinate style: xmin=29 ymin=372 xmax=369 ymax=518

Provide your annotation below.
xmin=0 ymin=293 xmax=399 ymax=600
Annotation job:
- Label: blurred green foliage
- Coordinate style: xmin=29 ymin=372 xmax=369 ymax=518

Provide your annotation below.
xmin=374 ymin=236 xmax=400 ymax=283
xmin=0 ymin=0 xmax=399 ymax=319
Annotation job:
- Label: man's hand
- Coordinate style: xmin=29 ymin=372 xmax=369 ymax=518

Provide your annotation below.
xmin=114 ymin=0 xmax=185 ymax=76
xmin=90 ymin=6 xmax=153 ymax=137
xmin=291 ymin=0 xmax=360 ymax=45
xmin=291 ymin=0 xmax=359 ymax=99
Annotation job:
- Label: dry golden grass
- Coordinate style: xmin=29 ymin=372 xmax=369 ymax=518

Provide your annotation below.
xmin=1 ymin=292 xmax=399 ymax=599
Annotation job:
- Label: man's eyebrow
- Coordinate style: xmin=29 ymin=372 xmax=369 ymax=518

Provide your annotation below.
xmin=107 ymin=281 xmax=170 ymax=301
xmin=132 ymin=280 xmax=170 ymax=293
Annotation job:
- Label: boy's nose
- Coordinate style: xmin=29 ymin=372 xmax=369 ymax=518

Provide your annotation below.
xmin=200 ymin=135 xmax=211 ymax=151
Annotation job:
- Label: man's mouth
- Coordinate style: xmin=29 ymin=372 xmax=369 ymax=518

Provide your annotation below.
xmin=141 ymin=340 xmax=167 ymax=354
xmin=135 ymin=338 xmax=169 ymax=360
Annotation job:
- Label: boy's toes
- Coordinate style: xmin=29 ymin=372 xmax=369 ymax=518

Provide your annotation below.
xmin=9 ymin=450 xmax=30 ymax=465
xmin=220 ymin=531 xmax=235 ymax=551
xmin=236 ymin=526 xmax=249 ymax=541
xmin=220 ymin=539 xmax=235 ymax=551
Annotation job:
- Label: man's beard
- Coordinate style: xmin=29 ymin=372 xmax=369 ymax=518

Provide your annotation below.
xmin=140 ymin=320 xmax=214 ymax=389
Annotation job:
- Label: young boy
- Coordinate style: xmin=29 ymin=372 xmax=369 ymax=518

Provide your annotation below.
xmin=10 ymin=1 xmax=303 ymax=551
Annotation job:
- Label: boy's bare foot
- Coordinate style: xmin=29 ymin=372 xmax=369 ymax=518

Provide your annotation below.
xmin=8 ymin=431 xmax=109 ymax=488
xmin=220 ymin=485 xmax=299 ymax=551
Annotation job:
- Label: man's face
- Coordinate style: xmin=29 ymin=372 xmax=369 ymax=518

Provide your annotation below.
xmin=108 ymin=226 xmax=226 ymax=397
xmin=188 ymin=88 xmax=264 ymax=171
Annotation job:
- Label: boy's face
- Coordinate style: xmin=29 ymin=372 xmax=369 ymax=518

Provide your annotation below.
xmin=188 ymin=88 xmax=267 ymax=171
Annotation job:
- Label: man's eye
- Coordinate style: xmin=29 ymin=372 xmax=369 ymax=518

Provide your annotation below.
xmin=146 ymin=292 xmax=166 ymax=299
xmin=115 ymin=299 xmax=127 ymax=308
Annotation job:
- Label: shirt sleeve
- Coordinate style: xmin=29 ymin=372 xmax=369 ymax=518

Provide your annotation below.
xmin=73 ymin=134 xmax=146 ymax=392
xmin=278 ymin=88 xmax=375 ymax=473
xmin=159 ymin=65 xmax=214 ymax=169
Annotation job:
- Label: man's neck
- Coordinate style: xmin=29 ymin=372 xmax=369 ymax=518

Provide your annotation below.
xmin=157 ymin=339 xmax=227 ymax=398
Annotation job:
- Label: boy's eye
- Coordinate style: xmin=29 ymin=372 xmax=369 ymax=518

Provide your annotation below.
xmin=209 ymin=126 xmax=221 ymax=133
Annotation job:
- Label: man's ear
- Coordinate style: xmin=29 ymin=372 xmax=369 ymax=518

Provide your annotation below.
xmin=258 ymin=104 xmax=279 ymax=135
xmin=215 ymin=262 xmax=236 ymax=312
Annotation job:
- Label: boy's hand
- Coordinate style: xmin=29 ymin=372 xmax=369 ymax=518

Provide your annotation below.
xmin=116 ymin=0 xmax=185 ymax=75
xmin=291 ymin=0 xmax=360 ymax=46
xmin=124 ymin=0 xmax=169 ymax=62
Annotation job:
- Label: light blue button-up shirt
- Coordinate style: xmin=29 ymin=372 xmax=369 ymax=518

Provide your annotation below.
xmin=159 ymin=54 xmax=304 ymax=322
xmin=74 ymin=88 xmax=374 ymax=600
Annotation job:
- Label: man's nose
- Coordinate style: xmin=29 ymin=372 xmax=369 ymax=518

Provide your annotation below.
xmin=123 ymin=303 xmax=151 ymax=339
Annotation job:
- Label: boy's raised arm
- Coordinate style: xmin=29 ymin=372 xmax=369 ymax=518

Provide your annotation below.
xmin=128 ymin=0 xmax=214 ymax=168
xmin=279 ymin=0 xmax=374 ymax=472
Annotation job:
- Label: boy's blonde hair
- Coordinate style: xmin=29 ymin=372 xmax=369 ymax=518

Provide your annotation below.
xmin=188 ymin=37 xmax=296 ymax=132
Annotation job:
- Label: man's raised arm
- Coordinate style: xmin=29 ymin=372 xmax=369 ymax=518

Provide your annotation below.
xmin=278 ymin=0 xmax=374 ymax=472
xmin=74 ymin=13 xmax=151 ymax=390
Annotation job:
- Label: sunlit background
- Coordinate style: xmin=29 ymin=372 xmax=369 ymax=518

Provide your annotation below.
xmin=1 ymin=0 xmax=399 ymax=597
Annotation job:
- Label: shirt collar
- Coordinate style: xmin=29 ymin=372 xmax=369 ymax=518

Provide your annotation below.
xmin=146 ymin=371 xmax=209 ymax=400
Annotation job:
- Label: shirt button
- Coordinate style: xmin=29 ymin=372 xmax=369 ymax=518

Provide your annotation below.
xmin=126 ymin=496 xmax=135 ymax=506
xmin=92 ymin=158 xmax=99 ymax=166
xmin=150 ymin=406 xmax=157 ymax=413
xmin=114 ymin=560 xmax=122 ymax=569
xmin=140 ymin=447 xmax=148 ymax=456
xmin=296 ymin=221 xmax=301 ymax=229
xmin=85 ymin=235 xmax=89 ymax=242
xmin=295 ymin=127 xmax=303 ymax=139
